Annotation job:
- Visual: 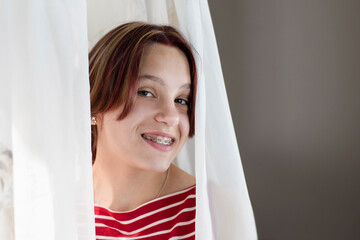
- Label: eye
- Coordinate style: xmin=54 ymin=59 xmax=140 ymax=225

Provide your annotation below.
xmin=175 ymin=98 xmax=188 ymax=105
xmin=137 ymin=90 xmax=154 ymax=97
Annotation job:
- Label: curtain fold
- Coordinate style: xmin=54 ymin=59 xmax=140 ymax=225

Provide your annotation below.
xmin=0 ymin=1 xmax=14 ymax=239
xmin=0 ymin=0 xmax=95 ymax=239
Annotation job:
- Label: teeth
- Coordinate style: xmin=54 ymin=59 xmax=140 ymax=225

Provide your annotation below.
xmin=141 ymin=134 xmax=174 ymax=145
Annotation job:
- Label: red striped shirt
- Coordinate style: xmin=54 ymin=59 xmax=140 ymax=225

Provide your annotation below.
xmin=94 ymin=185 xmax=196 ymax=240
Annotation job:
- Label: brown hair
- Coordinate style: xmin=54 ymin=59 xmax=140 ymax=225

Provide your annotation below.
xmin=89 ymin=22 xmax=198 ymax=163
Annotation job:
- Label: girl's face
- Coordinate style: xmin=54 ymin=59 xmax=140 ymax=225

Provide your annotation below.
xmin=97 ymin=43 xmax=191 ymax=172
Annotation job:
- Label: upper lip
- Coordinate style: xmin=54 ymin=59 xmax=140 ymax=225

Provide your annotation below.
xmin=141 ymin=131 xmax=176 ymax=140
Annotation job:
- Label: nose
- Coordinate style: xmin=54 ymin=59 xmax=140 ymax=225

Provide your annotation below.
xmin=154 ymin=100 xmax=180 ymax=127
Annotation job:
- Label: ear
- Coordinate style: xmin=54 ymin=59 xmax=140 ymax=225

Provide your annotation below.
xmin=91 ymin=116 xmax=97 ymax=125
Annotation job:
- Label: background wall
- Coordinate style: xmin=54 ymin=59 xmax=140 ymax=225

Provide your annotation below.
xmin=207 ymin=0 xmax=360 ymax=239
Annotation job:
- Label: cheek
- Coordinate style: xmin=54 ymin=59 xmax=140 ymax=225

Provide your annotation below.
xmin=125 ymin=104 xmax=153 ymax=124
xmin=180 ymin=114 xmax=190 ymax=136
xmin=131 ymin=98 xmax=154 ymax=114
xmin=103 ymin=119 xmax=124 ymax=142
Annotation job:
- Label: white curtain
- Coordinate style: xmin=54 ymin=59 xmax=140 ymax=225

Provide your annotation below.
xmin=0 ymin=0 xmax=257 ymax=239
xmin=0 ymin=0 xmax=95 ymax=239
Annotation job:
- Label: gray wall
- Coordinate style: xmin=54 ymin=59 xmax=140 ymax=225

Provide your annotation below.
xmin=208 ymin=1 xmax=360 ymax=239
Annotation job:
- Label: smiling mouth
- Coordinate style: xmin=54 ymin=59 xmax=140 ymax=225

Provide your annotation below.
xmin=141 ymin=134 xmax=174 ymax=146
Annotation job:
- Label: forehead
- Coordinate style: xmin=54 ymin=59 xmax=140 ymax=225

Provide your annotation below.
xmin=138 ymin=74 xmax=191 ymax=90
xmin=138 ymin=43 xmax=191 ymax=88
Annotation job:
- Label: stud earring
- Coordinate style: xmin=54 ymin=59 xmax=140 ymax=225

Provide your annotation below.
xmin=92 ymin=116 xmax=97 ymax=125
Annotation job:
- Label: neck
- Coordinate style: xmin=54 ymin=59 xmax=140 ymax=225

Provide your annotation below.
xmin=92 ymin=156 xmax=170 ymax=212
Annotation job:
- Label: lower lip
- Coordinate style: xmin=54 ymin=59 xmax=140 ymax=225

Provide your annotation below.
xmin=141 ymin=136 xmax=174 ymax=152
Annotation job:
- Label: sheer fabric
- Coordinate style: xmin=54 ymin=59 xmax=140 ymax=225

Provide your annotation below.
xmin=0 ymin=0 xmax=257 ymax=239
xmin=0 ymin=1 xmax=95 ymax=239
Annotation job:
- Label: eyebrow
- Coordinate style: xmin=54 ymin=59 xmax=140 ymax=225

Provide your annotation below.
xmin=139 ymin=74 xmax=191 ymax=90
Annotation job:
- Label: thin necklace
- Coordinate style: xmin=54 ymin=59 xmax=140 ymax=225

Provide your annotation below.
xmin=154 ymin=167 xmax=170 ymax=199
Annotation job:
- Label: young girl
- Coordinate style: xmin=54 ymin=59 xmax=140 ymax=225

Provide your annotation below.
xmin=89 ymin=22 xmax=197 ymax=239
